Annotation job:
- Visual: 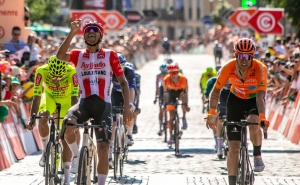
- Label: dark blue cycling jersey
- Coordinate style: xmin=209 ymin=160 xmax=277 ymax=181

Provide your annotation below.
xmin=112 ymin=65 xmax=136 ymax=92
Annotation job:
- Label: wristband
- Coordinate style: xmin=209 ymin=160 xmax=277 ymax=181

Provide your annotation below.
xmin=259 ymin=113 xmax=266 ymax=120
xmin=209 ymin=108 xmax=217 ymax=115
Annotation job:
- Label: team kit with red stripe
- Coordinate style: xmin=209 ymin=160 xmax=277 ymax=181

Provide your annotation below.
xmin=65 ymin=48 xmax=124 ymax=142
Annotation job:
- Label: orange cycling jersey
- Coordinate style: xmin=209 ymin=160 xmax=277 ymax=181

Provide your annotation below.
xmin=163 ymin=73 xmax=188 ymax=91
xmin=215 ymin=59 xmax=267 ymax=99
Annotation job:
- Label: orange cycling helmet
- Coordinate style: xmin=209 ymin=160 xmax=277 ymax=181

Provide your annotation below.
xmin=167 ymin=63 xmax=179 ymax=72
xmin=83 ymin=21 xmax=104 ymax=37
xmin=234 ymin=38 xmax=256 ymax=55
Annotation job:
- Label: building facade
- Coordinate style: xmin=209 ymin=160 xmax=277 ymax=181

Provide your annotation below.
xmin=131 ymin=0 xmax=241 ymax=39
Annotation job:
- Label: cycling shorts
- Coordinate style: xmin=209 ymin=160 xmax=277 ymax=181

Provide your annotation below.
xmin=66 ymin=95 xmax=112 ymax=143
xmin=167 ymin=89 xmax=185 ymax=111
xmin=38 ymin=92 xmax=72 ymax=129
xmin=219 ymin=89 xmax=230 ymax=119
xmin=226 ymin=93 xmax=258 ymax=141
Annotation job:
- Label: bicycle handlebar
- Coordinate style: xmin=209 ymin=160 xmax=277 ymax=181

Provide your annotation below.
xmin=29 ymin=113 xmax=63 ymax=126
xmin=223 ymin=120 xmax=268 ymax=139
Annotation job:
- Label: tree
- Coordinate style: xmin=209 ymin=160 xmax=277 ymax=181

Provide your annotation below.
xmin=211 ymin=1 xmax=234 ymax=27
xmin=262 ymin=0 xmax=300 ymax=38
xmin=25 ymin=0 xmax=60 ymax=24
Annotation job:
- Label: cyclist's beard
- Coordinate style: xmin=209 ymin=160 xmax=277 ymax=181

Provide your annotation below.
xmin=237 ymin=59 xmax=252 ymax=72
xmin=85 ymin=38 xmax=101 ymax=46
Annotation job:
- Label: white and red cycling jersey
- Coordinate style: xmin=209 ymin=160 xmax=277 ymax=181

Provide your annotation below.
xmin=69 ymin=48 xmax=123 ymax=102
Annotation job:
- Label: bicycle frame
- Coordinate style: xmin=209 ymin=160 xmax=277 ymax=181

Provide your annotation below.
xmin=224 ymin=120 xmax=259 ymax=185
xmin=113 ymin=106 xmax=127 ymax=180
xmin=79 ymin=120 xmax=98 ymax=185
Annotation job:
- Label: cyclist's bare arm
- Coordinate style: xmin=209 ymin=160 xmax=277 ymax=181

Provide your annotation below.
xmin=116 ymin=75 xmax=130 ymax=108
xmin=57 ymin=32 xmax=76 ymax=62
xmin=129 ymin=88 xmax=135 ymax=104
xmin=71 ymin=96 xmax=78 ymax=106
xmin=256 ymin=90 xmax=266 ymax=114
xmin=209 ymin=86 xmax=221 ymax=110
xmin=30 ymin=96 xmax=41 ymax=116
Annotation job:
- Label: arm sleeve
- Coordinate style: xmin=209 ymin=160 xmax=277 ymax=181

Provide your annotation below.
xmin=125 ymin=67 xmax=136 ymax=89
xmin=256 ymin=63 xmax=268 ymax=91
xmin=68 ymin=49 xmax=80 ymax=67
xmin=33 ymin=67 xmax=44 ymax=96
xmin=69 ymin=68 xmax=79 ymax=97
xmin=215 ymin=64 xmax=230 ymax=90
xmin=109 ymin=50 xmax=124 ymax=77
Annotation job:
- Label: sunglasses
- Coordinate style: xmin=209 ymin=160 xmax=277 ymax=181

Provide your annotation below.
xmin=49 ymin=73 xmax=64 ymax=80
xmin=13 ymin=33 xmax=21 ymax=36
xmin=84 ymin=26 xmax=100 ymax=33
xmin=236 ymin=53 xmax=253 ymax=60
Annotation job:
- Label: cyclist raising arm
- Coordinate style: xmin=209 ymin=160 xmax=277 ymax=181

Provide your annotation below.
xmin=206 ymin=38 xmax=269 ymax=185
xmin=57 ymin=18 xmax=132 ymax=185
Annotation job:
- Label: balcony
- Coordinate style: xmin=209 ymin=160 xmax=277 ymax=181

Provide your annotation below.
xmin=157 ymin=7 xmax=184 ymax=21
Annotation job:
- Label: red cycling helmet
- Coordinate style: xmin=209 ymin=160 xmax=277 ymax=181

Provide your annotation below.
xmin=82 ymin=21 xmax=104 ymax=37
xmin=167 ymin=63 xmax=179 ymax=72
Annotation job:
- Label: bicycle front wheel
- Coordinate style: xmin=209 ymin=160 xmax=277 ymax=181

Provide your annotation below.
xmin=77 ymin=146 xmax=89 ymax=185
xmin=237 ymin=147 xmax=247 ymax=185
xmin=113 ymin=128 xmax=120 ymax=180
xmin=120 ymin=125 xmax=126 ymax=177
xmin=174 ymin=114 xmax=180 ymax=156
xmin=45 ymin=141 xmax=56 ymax=185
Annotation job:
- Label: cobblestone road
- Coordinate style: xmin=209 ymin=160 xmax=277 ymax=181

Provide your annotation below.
xmin=0 ymin=54 xmax=300 ymax=185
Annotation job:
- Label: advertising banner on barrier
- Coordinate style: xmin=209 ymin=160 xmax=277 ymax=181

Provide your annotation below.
xmin=10 ymin=110 xmax=38 ymax=155
xmin=19 ymin=102 xmax=43 ymax=151
xmin=2 ymin=111 xmax=26 ymax=160
xmin=0 ymin=123 xmax=16 ymax=166
xmin=0 ymin=141 xmax=10 ymax=170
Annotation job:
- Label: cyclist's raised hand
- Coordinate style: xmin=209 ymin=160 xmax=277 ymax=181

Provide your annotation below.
xmin=70 ymin=15 xmax=81 ymax=33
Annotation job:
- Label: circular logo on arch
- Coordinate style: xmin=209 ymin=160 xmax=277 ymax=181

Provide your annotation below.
xmin=0 ymin=0 xmax=5 ymax=6
xmin=236 ymin=12 xmax=251 ymax=27
xmin=256 ymin=12 xmax=276 ymax=32
xmin=0 ymin=26 xmax=5 ymax=39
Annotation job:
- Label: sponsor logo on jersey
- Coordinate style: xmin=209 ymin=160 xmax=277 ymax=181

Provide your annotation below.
xmin=35 ymin=74 xmax=42 ymax=86
xmin=48 ymin=85 xmax=69 ymax=91
xmin=81 ymin=70 xmax=106 ymax=76
xmin=81 ymin=61 xmax=106 ymax=70
xmin=72 ymin=74 xmax=78 ymax=87
xmin=83 ymin=77 xmax=103 ymax=85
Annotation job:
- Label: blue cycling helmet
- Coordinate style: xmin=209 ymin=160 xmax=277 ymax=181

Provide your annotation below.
xmin=159 ymin=63 xmax=168 ymax=74
xmin=125 ymin=62 xmax=134 ymax=68
xmin=166 ymin=59 xmax=173 ymax=64
xmin=117 ymin=53 xmax=126 ymax=64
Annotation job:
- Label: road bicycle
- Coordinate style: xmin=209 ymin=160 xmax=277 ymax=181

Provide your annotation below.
xmin=168 ymin=98 xmax=185 ymax=156
xmin=65 ymin=120 xmax=109 ymax=185
xmin=223 ymin=120 xmax=268 ymax=185
xmin=155 ymin=95 xmax=168 ymax=142
xmin=30 ymin=103 xmax=64 ymax=185
xmin=112 ymin=105 xmax=128 ymax=180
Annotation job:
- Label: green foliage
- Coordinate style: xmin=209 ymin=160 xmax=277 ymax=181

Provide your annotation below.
xmin=211 ymin=1 xmax=234 ymax=26
xmin=262 ymin=0 xmax=300 ymax=38
xmin=25 ymin=0 xmax=60 ymax=23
